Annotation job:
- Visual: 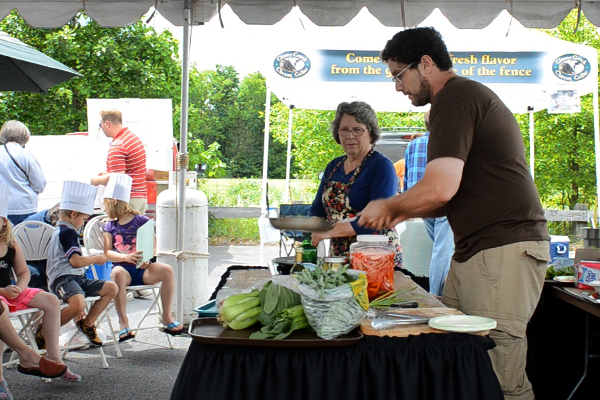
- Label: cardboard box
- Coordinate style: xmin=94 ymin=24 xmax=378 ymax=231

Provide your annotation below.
xmin=574 ymin=249 xmax=600 ymax=289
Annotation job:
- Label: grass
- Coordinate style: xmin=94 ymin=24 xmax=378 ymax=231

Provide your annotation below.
xmin=200 ymin=178 xmax=318 ymax=245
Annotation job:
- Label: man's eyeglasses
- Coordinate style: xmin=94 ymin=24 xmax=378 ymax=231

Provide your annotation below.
xmin=339 ymin=127 xmax=367 ymax=138
xmin=391 ymin=62 xmax=415 ymax=85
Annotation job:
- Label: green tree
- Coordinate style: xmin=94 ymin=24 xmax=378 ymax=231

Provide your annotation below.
xmin=0 ymin=11 xmax=181 ymax=135
xmin=519 ymin=10 xmax=600 ymax=210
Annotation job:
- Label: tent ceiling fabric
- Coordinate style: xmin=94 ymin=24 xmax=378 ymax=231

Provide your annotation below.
xmin=0 ymin=0 xmax=598 ymax=28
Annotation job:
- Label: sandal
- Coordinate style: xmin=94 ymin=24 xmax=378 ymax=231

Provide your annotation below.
xmin=60 ymin=368 xmax=82 ymax=383
xmin=0 ymin=380 xmax=13 ymax=400
xmin=18 ymin=357 xmax=67 ymax=379
xmin=118 ymin=328 xmax=135 ymax=343
xmin=162 ymin=321 xmax=185 ymax=336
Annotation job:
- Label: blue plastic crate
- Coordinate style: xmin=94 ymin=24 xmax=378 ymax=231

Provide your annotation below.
xmin=85 ymin=262 xmax=112 ymax=281
xmin=194 ymin=299 xmax=218 ymax=318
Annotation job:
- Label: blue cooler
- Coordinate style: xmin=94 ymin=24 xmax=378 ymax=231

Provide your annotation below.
xmin=85 ymin=261 xmax=112 ymax=280
xmin=549 ymin=235 xmax=569 ymax=264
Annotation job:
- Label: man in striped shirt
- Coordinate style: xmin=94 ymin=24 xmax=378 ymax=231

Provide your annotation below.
xmin=92 ymin=109 xmax=148 ymax=214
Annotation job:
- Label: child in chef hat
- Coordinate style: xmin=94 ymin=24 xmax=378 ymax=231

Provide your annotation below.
xmin=46 ymin=181 xmax=118 ymax=351
xmin=102 ymin=173 xmax=184 ymax=341
xmin=0 ymin=184 xmax=81 ymax=383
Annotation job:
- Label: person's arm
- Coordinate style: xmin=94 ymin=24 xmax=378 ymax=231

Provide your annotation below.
xmin=91 ymin=173 xmax=110 ymax=186
xmin=12 ymin=242 xmax=30 ymax=291
xmin=69 ymin=253 xmax=107 ymax=268
xmin=25 ymin=153 xmax=46 ymax=194
xmin=103 ymin=231 xmax=141 ymax=265
xmin=359 ymin=157 xmax=464 ymax=230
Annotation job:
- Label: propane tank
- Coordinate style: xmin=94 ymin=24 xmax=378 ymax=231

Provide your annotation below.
xmin=156 ymin=172 xmax=209 ymax=325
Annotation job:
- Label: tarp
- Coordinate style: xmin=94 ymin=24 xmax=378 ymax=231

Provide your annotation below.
xmin=3 ymin=0 xmax=600 ymax=29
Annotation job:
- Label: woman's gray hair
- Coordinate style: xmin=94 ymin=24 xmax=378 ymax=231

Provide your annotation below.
xmin=0 ymin=120 xmax=30 ymax=146
xmin=330 ymin=101 xmax=381 ymax=145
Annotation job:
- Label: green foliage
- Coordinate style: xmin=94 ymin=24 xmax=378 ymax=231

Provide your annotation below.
xmin=0 ymin=11 xmax=181 ymax=134
xmin=521 ymin=11 xmax=600 ymax=210
xmin=182 ymin=67 xmax=288 ymax=178
xmin=188 ymin=139 xmax=227 ymax=178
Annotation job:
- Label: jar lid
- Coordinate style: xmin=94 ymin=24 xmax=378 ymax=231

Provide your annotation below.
xmin=324 ymin=257 xmax=348 ymax=263
xmin=356 ymin=234 xmax=389 ymax=243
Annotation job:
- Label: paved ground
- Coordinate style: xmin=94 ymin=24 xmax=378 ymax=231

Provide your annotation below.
xmin=3 ymin=244 xmax=280 ymax=400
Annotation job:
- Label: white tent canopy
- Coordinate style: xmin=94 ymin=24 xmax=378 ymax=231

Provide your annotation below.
xmin=252 ymin=10 xmax=598 ymax=204
xmin=264 ymin=10 xmax=598 ymax=114
xmin=4 ymin=0 xmax=600 ymax=29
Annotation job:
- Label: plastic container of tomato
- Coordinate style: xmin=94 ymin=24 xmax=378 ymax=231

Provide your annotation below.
xmin=350 ymin=235 xmax=395 ymax=301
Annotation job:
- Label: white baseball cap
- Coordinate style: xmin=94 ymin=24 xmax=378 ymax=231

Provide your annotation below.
xmin=0 ymin=184 xmax=8 ymax=218
xmin=60 ymin=181 xmax=98 ymax=215
xmin=103 ymin=173 xmax=133 ymax=203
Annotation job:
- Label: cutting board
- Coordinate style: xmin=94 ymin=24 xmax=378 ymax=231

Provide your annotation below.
xmin=360 ymin=308 xmax=466 ymax=337
xmin=361 ymin=272 xmax=489 ymax=337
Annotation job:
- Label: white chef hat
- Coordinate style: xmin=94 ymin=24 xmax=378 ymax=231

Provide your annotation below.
xmin=103 ymin=173 xmax=132 ymax=203
xmin=0 ymin=184 xmax=8 ymax=218
xmin=60 ymin=181 xmax=98 ymax=215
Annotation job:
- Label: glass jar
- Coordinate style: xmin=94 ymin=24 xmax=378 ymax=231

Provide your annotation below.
xmin=350 ymin=235 xmax=395 ymax=301
xmin=323 ymin=256 xmax=348 ymax=271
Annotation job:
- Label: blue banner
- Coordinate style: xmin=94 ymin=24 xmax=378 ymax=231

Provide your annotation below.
xmin=315 ymin=50 xmax=548 ymax=84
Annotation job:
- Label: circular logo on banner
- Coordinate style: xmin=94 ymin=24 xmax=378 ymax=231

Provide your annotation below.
xmin=553 ymin=54 xmax=591 ymax=82
xmin=274 ymin=51 xmax=311 ymax=79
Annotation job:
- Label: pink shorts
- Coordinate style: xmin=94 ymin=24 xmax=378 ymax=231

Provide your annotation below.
xmin=0 ymin=288 xmax=42 ymax=312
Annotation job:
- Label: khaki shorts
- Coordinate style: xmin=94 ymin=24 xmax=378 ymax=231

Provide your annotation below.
xmin=129 ymin=198 xmax=148 ymax=215
xmin=442 ymin=241 xmax=549 ymax=400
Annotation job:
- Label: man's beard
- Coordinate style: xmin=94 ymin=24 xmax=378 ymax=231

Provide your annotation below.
xmin=410 ymin=73 xmax=431 ymax=107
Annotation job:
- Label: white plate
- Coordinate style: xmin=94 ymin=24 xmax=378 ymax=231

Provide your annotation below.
xmin=554 ymin=276 xmax=574 ymax=282
xmin=428 ymin=315 xmax=497 ymax=333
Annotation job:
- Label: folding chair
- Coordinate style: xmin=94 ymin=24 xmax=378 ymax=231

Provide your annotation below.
xmin=13 ymin=220 xmax=116 ymax=368
xmin=278 ymin=204 xmax=312 ymax=257
xmin=83 ymin=216 xmax=173 ymax=350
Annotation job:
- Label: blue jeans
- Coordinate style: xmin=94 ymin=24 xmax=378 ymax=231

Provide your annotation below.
xmin=423 ymin=217 xmax=454 ymax=296
xmin=7 ymin=213 xmax=34 ymax=226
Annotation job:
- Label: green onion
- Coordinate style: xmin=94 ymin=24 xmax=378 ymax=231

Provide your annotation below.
xmin=369 ymin=284 xmax=424 ymax=308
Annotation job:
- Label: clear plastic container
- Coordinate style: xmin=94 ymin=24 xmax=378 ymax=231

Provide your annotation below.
xmin=350 ymin=235 xmax=395 ymax=300
xmin=323 ymin=256 xmax=348 ymax=271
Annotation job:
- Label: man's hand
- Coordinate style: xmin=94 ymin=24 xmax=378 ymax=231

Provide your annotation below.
xmin=358 ymin=197 xmax=407 ymax=231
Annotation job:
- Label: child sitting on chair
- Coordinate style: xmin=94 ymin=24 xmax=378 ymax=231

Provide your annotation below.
xmin=102 ymin=173 xmax=183 ymax=341
xmin=0 ymin=184 xmax=79 ymax=383
xmin=47 ymin=181 xmax=118 ymax=348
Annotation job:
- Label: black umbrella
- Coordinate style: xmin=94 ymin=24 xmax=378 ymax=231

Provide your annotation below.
xmin=0 ymin=30 xmax=82 ymax=92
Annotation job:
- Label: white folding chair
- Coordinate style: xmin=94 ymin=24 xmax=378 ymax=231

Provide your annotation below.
xmin=83 ymin=216 xmax=173 ymax=350
xmin=13 ymin=220 xmax=115 ymax=368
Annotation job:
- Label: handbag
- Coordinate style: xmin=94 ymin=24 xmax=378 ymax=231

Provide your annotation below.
xmin=3 ymin=144 xmax=28 ymax=178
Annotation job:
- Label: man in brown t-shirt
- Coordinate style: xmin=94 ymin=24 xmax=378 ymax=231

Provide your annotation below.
xmin=359 ymin=27 xmax=549 ymax=400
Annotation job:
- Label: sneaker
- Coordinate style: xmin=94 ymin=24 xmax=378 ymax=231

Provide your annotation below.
xmin=75 ymin=320 xmax=102 ymax=347
xmin=0 ymin=379 xmax=13 ymax=400
xmin=133 ymin=289 xmax=153 ymax=298
xmin=35 ymin=325 xmax=46 ymax=350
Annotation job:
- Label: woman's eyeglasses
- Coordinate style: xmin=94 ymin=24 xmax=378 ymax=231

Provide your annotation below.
xmin=339 ymin=127 xmax=367 ymax=137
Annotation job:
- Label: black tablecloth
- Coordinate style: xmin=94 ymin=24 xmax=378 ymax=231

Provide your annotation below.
xmin=171 ymin=333 xmax=503 ymax=400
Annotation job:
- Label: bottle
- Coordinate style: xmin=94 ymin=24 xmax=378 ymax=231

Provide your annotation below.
xmin=290 ymin=247 xmax=304 ymax=275
xmin=301 ymin=232 xmax=318 ymax=263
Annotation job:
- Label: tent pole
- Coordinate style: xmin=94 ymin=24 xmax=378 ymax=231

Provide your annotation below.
xmin=259 ymin=84 xmax=272 ymax=265
xmin=593 ymin=90 xmax=600 ymax=224
xmin=285 ymin=106 xmax=294 ymax=203
xmin=175 ymin=3 xmax=191 ymax=324
xmin=528 ymin=106 xmax=535 ymax=181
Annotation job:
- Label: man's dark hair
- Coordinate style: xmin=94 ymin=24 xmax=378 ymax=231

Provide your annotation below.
xmin=381 ymin=27 xmax=453 ymax=71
